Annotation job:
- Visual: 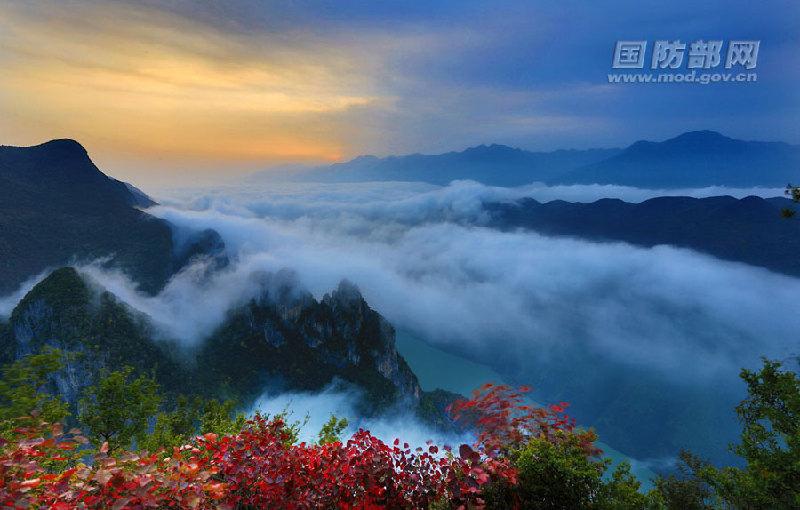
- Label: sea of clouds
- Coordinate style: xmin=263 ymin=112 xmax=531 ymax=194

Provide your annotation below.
xmin=1 ymin=180 xmax=797 ymax=462
xmin=4 ymin=179 xmax=795 ymax=389
xmin=130 ymin=181 xmax=798 ymax=380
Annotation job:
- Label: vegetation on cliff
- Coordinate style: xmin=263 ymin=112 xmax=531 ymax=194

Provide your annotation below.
xmin=0 ymin=349 xmax=796 ymax=509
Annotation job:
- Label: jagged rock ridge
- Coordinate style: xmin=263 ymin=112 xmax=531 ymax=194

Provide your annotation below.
xmin=0 ymin=267 xmax=424 ymax=416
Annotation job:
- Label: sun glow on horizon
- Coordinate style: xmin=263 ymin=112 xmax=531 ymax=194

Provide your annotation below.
xmin=0 ymin=1 xmax=387 ymax=183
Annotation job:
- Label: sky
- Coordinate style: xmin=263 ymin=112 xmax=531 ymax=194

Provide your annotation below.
xmin=1 ymin=0 xmax=798 ymax=186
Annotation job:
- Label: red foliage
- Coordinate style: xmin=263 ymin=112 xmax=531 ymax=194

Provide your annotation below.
xmin=0 ymin=385 xmax=591 ymax=509
xmin=449 ymin=383 xmax=600 ymax=460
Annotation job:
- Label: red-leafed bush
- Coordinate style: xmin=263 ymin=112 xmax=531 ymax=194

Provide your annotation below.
xmin=450 ymin=383 xmax=600 ymax=459
xmin=0 ymin=384 xmax=586 ymax=509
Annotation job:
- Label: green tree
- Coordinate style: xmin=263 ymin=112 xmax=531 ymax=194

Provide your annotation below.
xmin=648 ymin=452 xmax=716 ymax=510
xmin=317 ymin=414 xmax=348 ymax=444
xmin=140 ymin=396 xmax=247 ymax=452
xmin=485 ymin=431 xmax=607 ymax=509
xmin=199 ymin=398 xmax=246 ymax=436
xmin=262 ymin=409 xmax=309 ymax=446
xmin=78 ymin=367 xmax=161 ymax=452
xmin=782 ymin=184 xmax=799 ymax=217
xmin=646 ymin=358 xmax=800 ymax=509
xmin=0 ymin=348 xmax=69 ymax=433
xmin=140 ymin=395 xmax=200 ymax=451
xmin=697 ymin=359 xmax=800 ymax=508
xmin=597 ymin=461 xmax=657 ymax=510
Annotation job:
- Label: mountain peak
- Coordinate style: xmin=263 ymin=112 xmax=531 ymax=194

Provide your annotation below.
xmin=563 ymin=130 xmax=800 ymax=187
xmin=11 ymin=267 xmax=90 ymax=323
xmin=39 ymin=138 xmax=86 ymax=149
xmin=627 ymin=131 xmax=731 ymax=153
xmin=0 ymin=139 xmax=96 ymax=180
xmin=323 ymin=279 xmax=364 ymax=308
xmin=32 ymin=139 xmax=90 ymax=160
xmin=352 ymin=154 xmax=379 ymax=162
xmin=462 ymin=143 xmax=521 ymax=156
xmin=666 ymin=130 xmax=731 ymax=144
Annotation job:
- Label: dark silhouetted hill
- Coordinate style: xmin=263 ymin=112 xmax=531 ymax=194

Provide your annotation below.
xmin=488 ymin=194 xmax=800 ymax=276
xmin=250 ymin=131 xmax=799 ymax=187
xmin=250 ymin=144 xmax=621 ymax=186
xmin=0 ymin=139 xmax=223 ymax=294
xmin=559 ymin=131 xmax=800 ymax=187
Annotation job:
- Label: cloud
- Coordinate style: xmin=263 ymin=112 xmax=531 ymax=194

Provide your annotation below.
xmin=155 ymin=179 xmax=790 ymax=465
xmin=2 ymin=180 xmax=795 ymax=463
xmin=154 ymin=179 xmax=787 ymax=224
xmin=0 ymin=271 xmax=51 ymax=320
xmin=0 ymin=0 xmax=397 ymax=185
xmin=76 ymin=260 xmax=266 ymax=345
xmin=4 ymin=180 xmax=791 ymax=380
xmin=250 ymin=382 xmax=470 ymax=449
xmin=3 ymin=0 xmax=798 ymax=187
xmin=128 ymin=181 xmax=796 ymax=382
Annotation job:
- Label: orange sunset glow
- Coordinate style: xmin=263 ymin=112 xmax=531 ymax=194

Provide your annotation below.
xmin=0 ymin=1 xmax=392 ymax=184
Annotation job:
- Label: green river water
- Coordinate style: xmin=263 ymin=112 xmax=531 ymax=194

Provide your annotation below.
xmin=395 ymin=331 xmax=657 ymax=489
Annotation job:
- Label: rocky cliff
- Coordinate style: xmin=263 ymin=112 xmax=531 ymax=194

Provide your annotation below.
xmin=0 ymin=267 xmax=422 ymax=415
xmin=197 ymin=271 xmax=422 ymax=411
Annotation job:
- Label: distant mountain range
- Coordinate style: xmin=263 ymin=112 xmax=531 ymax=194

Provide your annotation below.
xmin=251 ymin=131 xmax=800 ymax=188
xmin=254 ymin=145 xmax=621 ymax=186
xmin=561 ymin=131 xmax=800 ymax=188
xmin=487 ymin=195 xmax=800 ymax=277
xmin=0 ymin=139 xmax=223 ymax=295
xmin=250 ymin=144 xmax=621 ymax=186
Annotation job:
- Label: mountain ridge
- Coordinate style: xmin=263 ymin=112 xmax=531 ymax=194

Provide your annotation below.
xmin=486 ymin=194 xmax=800 ymax=276
xmin=0 ymin=266 xmax=436 ymax=419
xmin=250 ymin=143 xmax=622 ymax=186
xmin=250 ymin=130 xmax=799 ymax=188
xmin=560 ymin=131 xmax=800 ymax=187
xmin=0 ymin=139 xmax=223 ymax=295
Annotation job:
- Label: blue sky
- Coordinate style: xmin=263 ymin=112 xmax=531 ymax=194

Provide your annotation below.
xmin=1 ymin=0 xmax=797 ymax=183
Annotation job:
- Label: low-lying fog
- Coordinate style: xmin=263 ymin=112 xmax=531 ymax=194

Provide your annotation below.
xmin=2 ymin=180 xmax=797 ymax=469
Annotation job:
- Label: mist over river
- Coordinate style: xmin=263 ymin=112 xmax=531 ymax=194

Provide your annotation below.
xmin=6 ymin=180 xmax=794 ymax=469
